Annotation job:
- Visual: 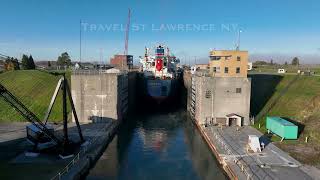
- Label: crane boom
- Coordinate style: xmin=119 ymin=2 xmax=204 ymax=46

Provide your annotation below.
xmin=0 ymin=83 xmax=62 ymax=145
xmin=124 ymin=8 xmax=131 ymax=55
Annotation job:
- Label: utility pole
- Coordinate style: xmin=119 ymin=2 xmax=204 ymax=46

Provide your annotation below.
xmin=80 ymin=20 xmax=82 ymax=62
xmin=236 ymin=29 xmax=242 ymax=51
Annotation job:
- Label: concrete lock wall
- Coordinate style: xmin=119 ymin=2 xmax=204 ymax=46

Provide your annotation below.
xmin=71 ymin=71 xmax=128 ymax=123
xmin=191 ymin=75 xmax=251 ymax=126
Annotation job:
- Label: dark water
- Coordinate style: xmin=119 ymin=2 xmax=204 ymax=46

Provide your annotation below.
xmin=87 ymin=109 xmax=227 ymax=180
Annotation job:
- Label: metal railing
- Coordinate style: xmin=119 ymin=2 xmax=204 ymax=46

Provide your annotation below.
xmin=72 ymin=69 xmax=127 ymax=75
xmin=51 ymin=122 xmax=115 ymax=180
xmin=209 ymin=127 xmax=274 ymax=180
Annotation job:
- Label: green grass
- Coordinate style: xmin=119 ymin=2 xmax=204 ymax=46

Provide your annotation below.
xmin=253 ymin=75 xmax=320 ymax=165
xmin=0 ymin=70 xmax=71 ymax=123
xmin=251 ymin=64 xmax=320 ymax=74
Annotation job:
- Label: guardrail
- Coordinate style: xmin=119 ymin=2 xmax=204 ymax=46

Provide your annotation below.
xmin=209 ymin=127 xmax=274 ymax=180
xmin=51 ymin=122 xmax=114 ymax=180
xmin=72 ymin=69 xmax=127 ymax=75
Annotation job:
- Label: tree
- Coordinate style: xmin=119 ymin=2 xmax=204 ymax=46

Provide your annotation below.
xmin=28 ymin=55 xmax=36 ymax=69
xmin=21 ymin=54 xmax=35 ymax=69
xmin=57 ymin=52 xmax=71 ymax=67
xmin=270 ymin=59 xmax=274 ymax=65
xmin=291 ymin=57 xmax=300 ymax=66
xmin=4 ymin=57 xmax=20 ymax=71
xmin=253 ymin=61 xmax=268 ymax=65
xmin=21 ymin=54 xmax=29 ymax=69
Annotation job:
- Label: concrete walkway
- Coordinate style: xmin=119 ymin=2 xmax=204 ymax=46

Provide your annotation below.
xmin=202 ymin=125 xmax=318 ymax=180
xmin=0 ymin=121 xmax=116 ymax=179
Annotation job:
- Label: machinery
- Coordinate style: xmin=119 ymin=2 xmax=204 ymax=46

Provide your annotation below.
xmin=0 ymin=74 xmax=84 ymax=155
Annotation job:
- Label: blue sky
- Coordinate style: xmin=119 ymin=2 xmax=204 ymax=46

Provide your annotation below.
xmin=0 ymin=0 xmax=320 ymax=64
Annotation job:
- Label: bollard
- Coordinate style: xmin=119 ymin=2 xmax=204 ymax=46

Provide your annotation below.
xmin=258 ymin=124 xmax=261 ymax=129
xmin=305 ymin=136 xmax=308 ymax=143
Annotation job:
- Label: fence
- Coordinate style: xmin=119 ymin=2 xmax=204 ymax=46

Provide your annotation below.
xmin=51 ymin=122 xmax=115 ymax=180
xmin=209 ymin=127 xmax=274 ymax=180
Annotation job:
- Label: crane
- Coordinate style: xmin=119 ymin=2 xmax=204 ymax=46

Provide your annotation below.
xmin=0 ymin=74 xmax=84 ymax=153
xmin=124 ymin=8 xmax=131 ymax=56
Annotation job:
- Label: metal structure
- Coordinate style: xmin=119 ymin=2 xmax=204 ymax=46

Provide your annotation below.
xmin=0 ymin=74 xmax=84 ymax=151
xmin=124 ymin=8 xmax=131 ymax=56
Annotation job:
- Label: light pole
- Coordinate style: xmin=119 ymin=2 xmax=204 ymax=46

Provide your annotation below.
xmin=236 ymin=29 xmax=242 ymax=51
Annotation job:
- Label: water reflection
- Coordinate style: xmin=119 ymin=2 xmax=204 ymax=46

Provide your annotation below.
xmin=87 ymin=110 xmax=227 ymax=180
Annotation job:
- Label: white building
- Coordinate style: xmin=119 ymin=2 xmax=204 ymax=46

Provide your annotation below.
xmin=278 ymin=69 xmax=286 ymax=73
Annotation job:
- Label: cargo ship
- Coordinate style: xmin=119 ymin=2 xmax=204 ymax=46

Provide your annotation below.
xmin=139 ymin=45 xmax=181 ymax=104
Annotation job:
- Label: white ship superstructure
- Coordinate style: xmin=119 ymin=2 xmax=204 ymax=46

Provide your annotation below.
xmin=140 ymin=45 xmax=180 ymax=79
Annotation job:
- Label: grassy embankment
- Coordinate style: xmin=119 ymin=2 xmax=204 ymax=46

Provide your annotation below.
xmin=252 ymin=74 xmax=320 ymax=166
xmin=0 ymin=70 xmax=71 ymax=123
xmin=251 ymin=64 xmax=320 ymax=74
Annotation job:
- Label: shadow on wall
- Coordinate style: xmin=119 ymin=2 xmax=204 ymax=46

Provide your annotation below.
xmin=249 ymin=74 xmax=283 ymax=117
xmin=281 ymin=117 xmax=305 ymax=138
xmin=89 ymin=116 xmax=116 ymax=124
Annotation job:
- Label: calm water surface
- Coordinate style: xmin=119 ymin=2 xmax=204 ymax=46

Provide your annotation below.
xmin=87 ymin=109 xmax=227 ymax=180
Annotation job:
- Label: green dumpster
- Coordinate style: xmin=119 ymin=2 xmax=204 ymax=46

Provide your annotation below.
xmin=266 ymin=116 xmax=298 ymax=139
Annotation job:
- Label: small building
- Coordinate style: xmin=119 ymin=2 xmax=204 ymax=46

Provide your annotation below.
xmin=226 ymin=113 xmax=243 ymax=126
xmin=277 ymin=69 xmax=286 ymax=73
xmin=195 ymin=64 xmax=209 ymax=70
xmin=266 ymin=117 xmax=298 ymax=140
xmin=110 ymin=55 xmax=133 ymax=70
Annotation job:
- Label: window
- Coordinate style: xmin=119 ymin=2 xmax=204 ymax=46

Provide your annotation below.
xmin=237 ymin=56 xmax=241 ymax=61
xmin=224 ymin=67 xmax=229 ymax=73
xmin=213 ymin=67 xmax=220 ymax=73
xmin=205 ymin=90 xmax=211 ymax=98
xmin=236 ymin=88 xmax=241 ymax=93
xmin=236 ymin=67 xmax=240 ymax=73
xmin=210 ymin=56 xmax=221 ymax=61
xmin=152 ymin=62 xmax=155 ymax=66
